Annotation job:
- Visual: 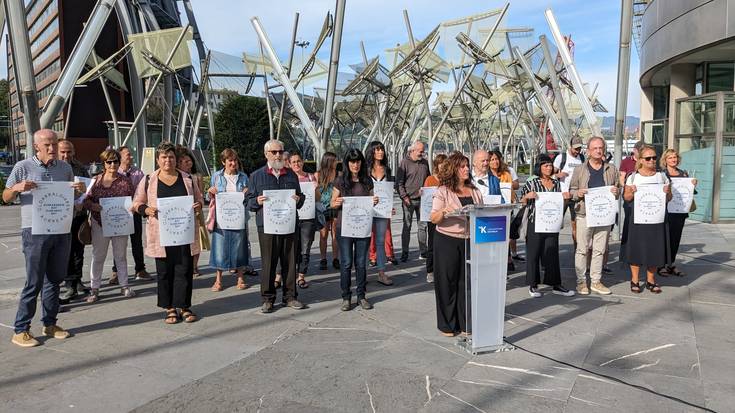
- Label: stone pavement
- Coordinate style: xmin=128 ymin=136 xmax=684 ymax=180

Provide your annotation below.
xmin=0 ymin=204 xmax=733 ymax=413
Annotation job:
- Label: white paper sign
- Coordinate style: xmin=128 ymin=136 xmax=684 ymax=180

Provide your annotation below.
xmin=298 ymin=182 xmax=316 ymax=220
xmin=634 ymin=184 xmax=666 ymax=224
xmin=341 ymin=196 xmax=374 ymax=238
xmin=100 ymin=196 xmax=134 ymax=237
xmin=668 ymin=178 xmax=695 ymax=214
xmin=420 ymin=186 xmax=437 ymax=222
xmin=74 ymin=176 xmax=93 ymax=204
xmin=264 ymin=189 xmax=296 ymax=235
xmin=32 ymin=182 xmax=75 ymax=235
xmin=500 ymin=182 xmax=513 ymax=204
xmin=157 ymin=195 xmax=195 ymax=246
xmin=483 ymin=195 xmax=502 ymax=205
xmin=216 ymin=192 xmax=245 ymax=230
xmin=373 ymin=181 xmax=393 ymax=219
xmin=534 ymin=192 xmax=564 ymax=233
xmin=585 ymin=186 xmax=618 ymax=227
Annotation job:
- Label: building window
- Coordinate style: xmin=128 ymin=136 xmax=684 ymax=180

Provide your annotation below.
xmin=32 ymin=38 xmax=59 ymax=69
xmin=29 ymin=0 xmax=58 ymax=40
xmin=706 ymin=62 xmax=734 ymax=93
xmin=30 ymin=18 xmax=58 ymax=55
xmin=695 ymin=63 xmax=704 ymax=95
xmin=653 ymin=86 xmax=669 ymax=119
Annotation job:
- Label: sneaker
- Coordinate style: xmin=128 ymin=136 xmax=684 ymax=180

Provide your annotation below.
xmin=108 ymin=273 xmax=119 ymax=285
xmin=340 ymin=299 xmax=351 ymax=311
xmin=590 ymin=282 xmax=612 ymax=295
xmin=552 ymin=285 xmax=575 ymax=297
xmin=359 ymin=298 xmax=373 ymax=310
xmin=135 ymin=270 xmax=152 ymax=280
xmin=512 ymin=254 xmax=525 ymax=262
xmin=576 ymin=282 xmax=590 ymax=295
xmin=400 ymin=254 xmax=409 ymax=263
xmin=602 ymin=266 xmax=614 ymax=275
xmin=86 ymin=289 xmax=100 ymax=303
xmin=369 ymin=260 xmax=377 ymax=267
xmin=529 ymin=286 xmax=543 ymax=298
xmin=60 ymin=287 xmax=78 ymax=302
xmin=319 ymin=259 xmax=328 ymax=270
xmin=11 ymin=331 xmax=40 ymax=347
xmin=419 ymin=253 xmax=428 ymax=260
xmin=42 ymin=325 xmax=71 ymax=339
xmin=121 ymin=287 xmax=136 ymax=298
xmin=332 ymin=258 xmax=341 ymax=270
xmin=75 ymin=282 xmax=90 ymax=295
xmin=261 ymin=302 xmax=273 ymax=313
xmin=426 ymin=273 xmax=434 ymax=283
xmin=286 ymin=299 xmax=305 ymax=310
xmin=390 ymin=257 xmax=399 ymax=266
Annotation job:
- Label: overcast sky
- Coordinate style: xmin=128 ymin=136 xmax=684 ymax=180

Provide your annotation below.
xmin=1 ymin=0 xmax=642 ymax=116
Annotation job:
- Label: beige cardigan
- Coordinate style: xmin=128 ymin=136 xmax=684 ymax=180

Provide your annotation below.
xmin=431 ymin=186 xmax=484 ymax=239
xmin=132 ymin=169 xmax=204 ymax=258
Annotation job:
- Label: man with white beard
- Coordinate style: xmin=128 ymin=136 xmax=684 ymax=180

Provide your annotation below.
xmin=247 ymin=140 xmax=306 ymax=313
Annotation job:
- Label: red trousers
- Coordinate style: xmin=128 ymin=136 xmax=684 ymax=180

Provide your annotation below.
xmin=370 ymin=225 xmax=394 ymax=261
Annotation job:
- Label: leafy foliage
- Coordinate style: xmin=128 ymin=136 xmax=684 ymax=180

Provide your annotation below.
xmin=213 ymin=95 xmax=271 ymax=174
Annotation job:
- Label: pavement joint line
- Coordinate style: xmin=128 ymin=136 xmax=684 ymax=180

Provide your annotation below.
xmin=599 ymin=343 xmax=677 ymax=367
xmin=439 ymin=389 xmax=488 ymax=413
xmin=690 ymin=299 xmax=735 ymax=308
xmin=569 ymin=395 xmax=608 ymax=407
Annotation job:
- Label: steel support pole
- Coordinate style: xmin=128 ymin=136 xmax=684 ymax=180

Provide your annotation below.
xmin=259 ymin=43 xmax=275 ymax=140
xmin=276 ymin=13 xmax=300 ymax=142
xmin=545 ymin=9 xmax=601 ymax=136
xmin=40 ymin=0 xmax=116 ymax=129
xmin=613 ymin=0 xmax=633 ymax=167
xmin=182 ymin=0 xmax=208 ymax=149
xmin=250 ymin=17 xmax=320 ymax=153
xmin=321 ymin=0 xmax=346 ymax=156
xmin=5 ymin=0 xmax=40 ymax=157
xmin=712 ymin=92 xmax=724 ymax=223
xmin=539 ymin=35 xmax=572 ymax=141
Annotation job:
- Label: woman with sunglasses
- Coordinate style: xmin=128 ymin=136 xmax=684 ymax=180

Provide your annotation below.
xmin=331 ymin=149 xmax=379 ymax=311
xmin=365 ymin=141 xmax=395 ymax=286
xmin=83 ymin=149 xmax=136 ymax=302
xmin=621 ymin=145 xmax=672 ymax=294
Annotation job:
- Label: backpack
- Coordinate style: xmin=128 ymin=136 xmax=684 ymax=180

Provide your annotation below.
xmin=559 ymin=152 xmax=584 ymax=170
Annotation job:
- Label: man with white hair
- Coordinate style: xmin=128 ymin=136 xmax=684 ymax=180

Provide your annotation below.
xmin=2 ymin=130 xmax=86 ymax=347
xmin=247 ymin=139 xmax=306 ymax=313
xmin=396 ymin=141 xmax=430 ymax=261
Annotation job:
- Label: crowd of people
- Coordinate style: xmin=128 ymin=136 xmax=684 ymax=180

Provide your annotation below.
xmin=2 ymin=129 xmax=697 ymax=347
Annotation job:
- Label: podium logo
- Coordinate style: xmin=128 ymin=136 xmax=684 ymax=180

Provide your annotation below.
xmin=476 ymin=216 xmax=506 ymax=243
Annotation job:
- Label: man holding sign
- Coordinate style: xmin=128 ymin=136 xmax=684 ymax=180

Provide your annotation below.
xmin=2 ymin=130 xmax=85 ymax=347
xmin=569 ymin=137 xmax=620 ymax=296
xmin=247 ymin=140 xmax=305 ymax=313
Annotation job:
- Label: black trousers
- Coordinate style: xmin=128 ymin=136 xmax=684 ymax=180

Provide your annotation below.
xmin=258 ymin=232 xmax=297 ymax=304
xmin=296 ymin=220 xmax=316 ymax=275
xmin=113 ymin=213 xmax=145 ymax=273
xmin=155 ymin=245 xmax=193 ymax=309
xmin=433 ymin=231 xmax=467 ymax=334
xmin=425 ymin=222 xmax=436 ymax=274
xmin=668 ymin=213 xmax=687 ymax=261
xmin=525 ymin=219 xmax=561 ymax=287
xmin=64 ymin=214 xmax=87 ymax=287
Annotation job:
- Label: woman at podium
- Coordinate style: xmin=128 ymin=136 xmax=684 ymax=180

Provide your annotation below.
xmin=430 ymin=152 xmax=484 ymax=337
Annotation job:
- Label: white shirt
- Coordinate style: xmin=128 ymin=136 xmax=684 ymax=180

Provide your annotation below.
xmin=472 ymin=170 xmax=491 ymax=197
xmin=552 ymin=151 xmax=583 ymax=192
xmin=508 ymin=166 xmax=518 ymax=182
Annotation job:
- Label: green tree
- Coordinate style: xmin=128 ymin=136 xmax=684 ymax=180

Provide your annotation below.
xmin=0 ymin=79 xmax=10 ymax=151
xmin=213 ymin=95 xmax=271 ymax=174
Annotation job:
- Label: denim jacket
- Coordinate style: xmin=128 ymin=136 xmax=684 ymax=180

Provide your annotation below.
xmin=211 ymin=169 xmax=250 ymax=223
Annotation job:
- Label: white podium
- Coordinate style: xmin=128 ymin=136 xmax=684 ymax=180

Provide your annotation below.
xmin=450 ymin=203 xmax=516 ymax=354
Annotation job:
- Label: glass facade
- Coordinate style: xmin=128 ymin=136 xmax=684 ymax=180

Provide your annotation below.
xmin=706 ymin=62 xmax=735 ymax=93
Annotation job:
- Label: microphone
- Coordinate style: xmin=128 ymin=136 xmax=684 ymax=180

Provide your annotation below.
xmin=478 ymin=179 xmax=486 ymax=186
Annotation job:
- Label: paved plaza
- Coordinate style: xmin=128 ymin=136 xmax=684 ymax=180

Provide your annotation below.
xmin=0 ymin=204 xmax=733 ymax=412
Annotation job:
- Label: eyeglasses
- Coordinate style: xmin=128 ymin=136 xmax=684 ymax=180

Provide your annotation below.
xmin=268 ymin=150 xmax=284 ymax=155
xmin=643 ymin=156 xmax=657 ymax=161
xmin=105 ymin=159 xmax=120 ymax=165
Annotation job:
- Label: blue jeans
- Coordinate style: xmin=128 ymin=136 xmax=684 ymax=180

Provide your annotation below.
xmin=338 ymin=235 xmax=370 ymax=300
xmin=372 ymin=218 xmax=389 ymax=271
xmin=15 ymin=229 xmax=70 ymax=333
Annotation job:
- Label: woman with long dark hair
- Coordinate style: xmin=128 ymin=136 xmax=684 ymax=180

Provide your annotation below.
xmin=365 ymin=141 xmax=394 ymax=286
xmin=424 ymin=153 xmax=447 ymax=283
xmin=331 ymin=149 xmax=379 ymax=311
xmin=315 ymin=152 xmax=340 ymax=271
xmin=430 ymin=152 xmax=483 ymax=337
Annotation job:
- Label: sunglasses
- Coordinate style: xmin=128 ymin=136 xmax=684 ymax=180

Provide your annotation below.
xmin=643 ymin=156 xmax=657 ymax=161
xmin=268 ymin=150 xmax=284 ymax=155
xmin=105 ymin=159 xmax=120 ymax=165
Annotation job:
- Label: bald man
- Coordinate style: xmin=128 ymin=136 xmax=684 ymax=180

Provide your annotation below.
xmin=396 ymin=141 xmax=430 ymax=261
xmin=3 ymin=130 xmax=85 ymax=347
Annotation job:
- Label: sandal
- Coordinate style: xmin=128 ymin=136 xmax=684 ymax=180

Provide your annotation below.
xmin=668 ymin=266 xmax=685 ymax=277
xmin=164 ymin=308 xmax=180 ymax=324
xmin=243 ymin=268 xmax=259 ymax=277
xmin=193 ymin=270 xmax=201 ymax=278
xmin=440 ymin=331 xmax=456 ymax=337
xmin=236 ymin=278 xmax=249 ymax=290
xmin=297 ymin=274 xmax=309 ymax=289
xmin=211 ymin=281 xmax=223 ymax=292
xmin=645 ymin=282 xmax=662 ymax=294
xmin=657 ymin=267 xmax=672 ymax=277
xmin=180 ymin=309 xmax=199 ymax=323
xmin=630 ymin=281 xmax=642 ymax=294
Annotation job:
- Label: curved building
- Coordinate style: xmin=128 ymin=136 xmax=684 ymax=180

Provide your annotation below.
xmin=638 ymin=0 xmax=735 ymax=223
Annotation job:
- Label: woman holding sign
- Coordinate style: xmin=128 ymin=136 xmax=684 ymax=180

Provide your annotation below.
xmin=83 ymin=149 xmax=136 ymax=302
xmin=621 ymin=145 xmax=672 ymax=294
xmin=366 ymin=141 xmax=395 ymax=287
xmin=133 ymin=143 xmax=203 ymax=323
xmin=290 ymin=152 xmax=317 ymax=288
xmin=331 ymin=149 xmax=379 ymax=311
xmin=208 ymin=148 xmax=250 ymax=292
xmin=660 ymin=149 xmax=697 ymax=277
xmin=430 ymin=152 xmax=483 ymax=337
xmin=519 ymin=155 xmax=574 ymax=298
